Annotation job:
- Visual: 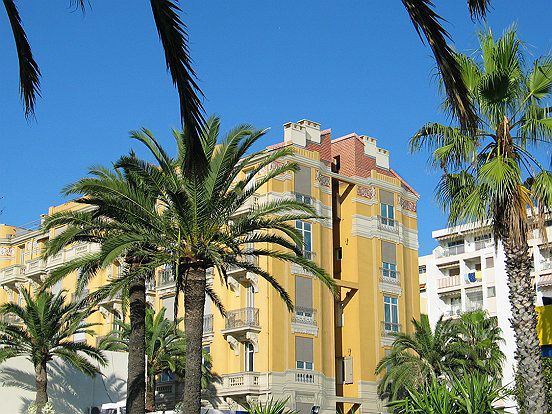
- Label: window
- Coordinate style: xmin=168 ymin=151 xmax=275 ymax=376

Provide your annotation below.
xmin=383 ymin=262 xmax=397 ymax=279
xmin=380 ymin=203 xmax=395 ymax=226
xmin=487 ymin=286 xmax=496 ymax=298
xmin=246 ymin=284 xmax=255 ymax=308
xmin=450 ymin=296 xmax=462 ymax=314
xmin=485 ymin=257 xmax=494 ymax=268
xmin=295 ymin=193 xmax=312 ymax=205
xmin=295 ymin=336 xmax=314 ymax=370
xmin=245 ymin=342 xmax=254 ymax=372
xmin=335 ymin=247 xmax=343 ymax=260
xmin=419 ymin=265 xmax=426 ymax=274
xmin=383 ymin=296 xmax=399 ymax=332
xmin=296 ymin=220 xmax=312 ymax=258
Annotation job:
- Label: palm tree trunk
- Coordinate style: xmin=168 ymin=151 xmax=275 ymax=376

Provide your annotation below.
xmin=503 ymin=238 xmax=547 ymax=413
xmin=35 ymin=360 xmax=48 ymax=414
xmin=182 ymin=268 xmax=206 ymax=413
xmin=145 ymin=377 xmax=156 ymax=412
xmin=126 ymin=272 xmax=146 ymax=414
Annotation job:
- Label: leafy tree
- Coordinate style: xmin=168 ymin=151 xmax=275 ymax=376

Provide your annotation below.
xmin=389 ymin=373 xmax=507 ymax=414
xmin=375 ymin=314 xmax=459 ymax=400
xmin=410 ymin=27 xmax=552 ymax=413
xmin=452 ymin=310 xmax=505 ymax=377
xmin=44 ymin=116 xmax=334 ymax=413
xmin=0 ymin=289 xmax=106 ymax=414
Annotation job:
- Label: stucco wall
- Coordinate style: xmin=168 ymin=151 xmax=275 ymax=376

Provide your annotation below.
xmin=0 ymin=351 xmax=127 ymax=414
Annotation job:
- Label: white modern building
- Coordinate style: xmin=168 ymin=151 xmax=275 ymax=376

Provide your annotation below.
xmin=419 ymin=222 xmax=552 ymax=413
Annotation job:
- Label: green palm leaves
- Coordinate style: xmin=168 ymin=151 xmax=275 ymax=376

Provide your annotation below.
xmin=376 ymin=311 xmax=505 ymax=402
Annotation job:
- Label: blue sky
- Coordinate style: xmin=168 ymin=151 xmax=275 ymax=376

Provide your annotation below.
xmin=0 ymin=1 xmax=551 ymax=254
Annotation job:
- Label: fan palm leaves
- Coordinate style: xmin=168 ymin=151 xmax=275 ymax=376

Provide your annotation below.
xmin=410 ymin=27 xmax=552 ymax=413
xmin=43 ymin=116 xmax=334 ymax=413
xmin=0 ymin=289 xmax=106 ymax=414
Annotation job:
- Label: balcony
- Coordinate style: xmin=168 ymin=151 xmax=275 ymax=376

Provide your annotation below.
xmin=542 ymin=260 xmax=552 ymax=272
xmin=294 ymin=370 xmax=318 ymax=384
xmin=377 ymin=216 xmax=399 ymax=234
xmin=437 ymin=275 xmax=461 ymax=289
xmin=220 ymin=372 xmax=262 ymax=396
xmin=292 ymin=307 xmax=317 ymax=326
xmin=234 ymin=194 xmax=260 ymax=216
xmin=227 ymin=255 xmax=259 ymax=276
xmin=1 ymin=314 xmax=23 ymax=325
xmin=203 ymin=314 xmax=214 ymax=334
xmin=99 ymin=291 xmax=122 ymax=307
xmin=474 ymin=240 xmax=493 ymax=250
xmin=71 ymin=289 xmax=89 ymax=303
xmin=223 ymin=307 xmax=260 ymax=335
xmin=444 ymin=309 xmax=462 ymax=318
xmin=0 ymin=264 xmax=26 ymax=287
xmin=291 ymin=252 xmax=317 ymax=275
xmin=26 ymin=258 xmax=47 ymax=282
xmin=443 ymin=245 xmax=465 ymax=257
xmin=380 ymin=268 xmax=400 ymax=285
xmin=47 ymin=251 xmax=64 ymax=268
xmin=466 ymin=301 xmax=484 ymax=312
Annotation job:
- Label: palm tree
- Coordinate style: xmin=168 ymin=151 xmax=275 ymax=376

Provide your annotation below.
xmin=43 ymin=165 xmax=165 ymax=414
xmin=452 ymin=310 xmax=505 ymax=377
xmin=4 ymin=0 xmax=205 ymax=151
xmin=375 ymin=314 xmax=459 ymax=400
xmin=99 ymin=306 xmax=195 ymax=412
xmin=44 ymin=116 xmax=334 ymax=413
xmin=0 ymin=288 xmax=106 ymax=414
xmin=409 ymin=27 xmax=552 ymax=413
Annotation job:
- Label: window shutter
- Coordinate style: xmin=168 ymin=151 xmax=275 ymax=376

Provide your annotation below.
xmin=344 ymin=356 xmax=353 ymax=384
xmin=486 ymin=257 xmax=494 ymax=268
xmin=294 ymin=166 xmax=312 ymax=196
xmin=295 ymin=336 xmax=313 ymax=363
xmin=379 ymin=189 xmax=394 ymax=206
xmin=295 ymin=276 xmax=313 ymax=309
xmin=381 ymin=241 xmax=397 ymax=264
xmin=163 ymin=296 xmax=175 ymax=320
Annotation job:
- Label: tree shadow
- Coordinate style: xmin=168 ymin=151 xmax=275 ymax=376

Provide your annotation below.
xmin=0 ymin=359 xmax=126 ymax=413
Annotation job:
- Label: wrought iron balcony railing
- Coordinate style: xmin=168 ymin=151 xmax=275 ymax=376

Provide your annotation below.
xmin=224 ymin=307 xmax=260 ymax=330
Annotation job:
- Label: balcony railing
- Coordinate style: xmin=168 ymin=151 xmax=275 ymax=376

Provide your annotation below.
xmin=221 ymin=372 xmax=261 ymax=392
xmin=292 ymin=307 xmax=317 ymax=326
xmin=295 ymin=371 xmax=316 ymax=384
xmin=474 ymin=240 xmax=493 ymax=250
xmin=437 ymin=275 xmax=461 ymax=289
xmin=443 ymin=245 xmax=465 ymax=256
xmin=542 ymin=260 xmax=552 ymax=271
xmin=466 ymin=301 xmax=484 ymax=312
xmin=380 ymin=268 xmax=400 ymax=285
xmin=203 ymin=314 xmax=214 ymax=334
xmin=0 ymin=264 xmax=26 ymax=285
xmin=444 ymin=309 xmax=462 ymax=318
xmin=26 ymin=258 xmax=46 ymax=277
xmin=224 ymin=307 xmax=260 ymax=330
xmin=377 ymin=216 xmax=399 ymax=233
xmin=228 ymin=255 xmax=259 ymax=273
xmin=381 ymin=321 xmax=401 ymax=336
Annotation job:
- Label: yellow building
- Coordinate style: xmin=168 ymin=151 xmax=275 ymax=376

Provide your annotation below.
xmin=0 ymin=119 xmax=420 ymax=413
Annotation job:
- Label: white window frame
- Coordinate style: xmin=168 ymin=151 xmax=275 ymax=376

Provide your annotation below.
xmin=296 ymin=360 xmax=313 ymax=370
xmin=245 ymin=342 xmax=254 ymax=372
xmin=382 ymin=262 xmax=397 ymax=279
xmin=383 ymin=296 xmax=399 ymax=332
xmin=380 ymin=203 xmax=395 ymax=226
xmin=295 ymin=220 xmax=312 ymax=259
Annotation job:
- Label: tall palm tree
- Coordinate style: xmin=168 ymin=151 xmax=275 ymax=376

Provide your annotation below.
xmin=375 ymin=314 xmax=459 ymax=400
xmin=99 ymin=306 xmax=193 ymax=412
xmin=43 ymin=116 xmax=334 ymax=413
xmin=452 ymin=310 xmax=505 ymax=377
xmin=43 ymin=165 xmax=165 ymax=414
xmin=0 ymin=289 xmax=106 ymax=414
xmin=4 ymin=0 xmax=205 ymax=152
xmin=409 ymin=27 xmax=552 ymax=412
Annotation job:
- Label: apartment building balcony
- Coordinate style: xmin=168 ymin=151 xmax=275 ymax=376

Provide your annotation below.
xmin=99 ymin=291 xmax=122 ymax=308
xmin=223 ymin=307 xmax=260 ymax=334
xmin=437 ymin=275 xmax=461 ymax=290
xmin=234 ymin=194 xmax=260 ymax=216
xmin=443 ymin=309 xmax=462 ymax=319
xmin=380 ymin=268 xmax=400 ymax=285
xmin=227 ymin=255 xmax=259 ymax=277
xmin=377 ymin=216 xmax=399 ymax=234
xmin=46 ymin=251 xmax=64 ymax=269
xmin=219 ymin=372 xmax=263 ymax=396
xmin=474 ymin=239 xmax=494 ymax=251
xmin=25 ymin=258 xmax=47 ymax=282
xmin=0 ymin=264 xmax=26 ymax=287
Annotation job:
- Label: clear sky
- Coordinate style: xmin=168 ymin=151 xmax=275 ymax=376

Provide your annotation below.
xmin=0 ymin=1 xmax=551 ymax=254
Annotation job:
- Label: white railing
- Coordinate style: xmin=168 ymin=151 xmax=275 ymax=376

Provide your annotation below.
xmin=443 ymin=245 xmax=465 ymax=256
xmin=295 ymin=371 xmax=316 ymax=384
xmin=223 ymin=372 xmax=260 ymax=389
xmin=474 ymin=240 xmax=493 ymax=250
xmin=292 ymin=308 xmax=317 ymax=326
xmin=437 ymin=275 xmax=461 ymax=289
xmin=444 ymin=309 xmax=462 ymax=318
xmin=381 ymin=321 xmax=401 ymax=336
xmin=26 ymin=258 xmax=46 ymax=274
xmin=1 ymin=264 xmax=26 ymax=282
